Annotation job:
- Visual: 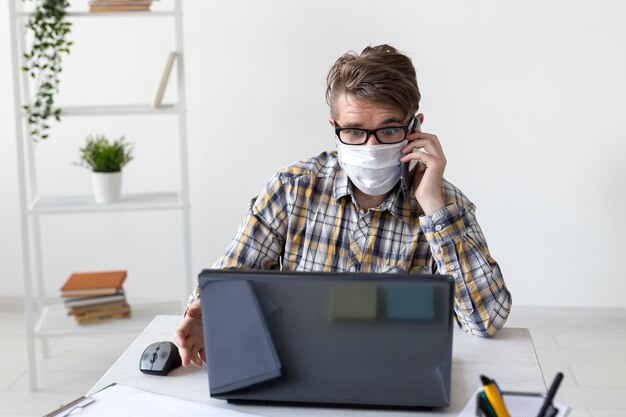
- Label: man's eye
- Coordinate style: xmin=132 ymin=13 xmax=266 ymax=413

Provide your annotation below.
xmin=347 ymin=129 xmax=364 ymax=136
xmin=381 ymin=128 xmax=401 ymax=136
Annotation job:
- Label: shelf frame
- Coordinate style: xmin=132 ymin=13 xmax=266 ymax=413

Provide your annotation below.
xmin=9 ymin=0 xmax=193 ymax=391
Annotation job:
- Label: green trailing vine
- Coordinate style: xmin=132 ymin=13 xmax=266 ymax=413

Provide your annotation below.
xmin=21 ymin=0 xmax=73 ymax=141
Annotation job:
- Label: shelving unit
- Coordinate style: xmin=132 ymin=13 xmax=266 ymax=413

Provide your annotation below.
xmin=8 ymin=0 xmax=192 ymax=391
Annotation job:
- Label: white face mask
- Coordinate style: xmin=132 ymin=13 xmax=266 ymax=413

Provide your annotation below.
xmin=335 ymin=138 xmax=408 ymax=196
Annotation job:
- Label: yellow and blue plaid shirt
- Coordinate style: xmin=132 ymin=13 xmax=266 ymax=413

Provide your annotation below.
xmin=199 ymin=151 xmax=511 ymax=337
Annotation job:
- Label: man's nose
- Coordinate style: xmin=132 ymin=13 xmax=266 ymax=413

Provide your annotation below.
xmin=363 ymin=131 xmax=381 ymax=146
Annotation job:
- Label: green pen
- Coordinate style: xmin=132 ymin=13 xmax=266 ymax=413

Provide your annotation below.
xmin=479 ymin=391 xmax=497 ymax=417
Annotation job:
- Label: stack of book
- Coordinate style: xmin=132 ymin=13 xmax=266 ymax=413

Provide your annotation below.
xmin=88 ymin=0 xmax=153 ymax=13
xmin=60 ymin=270 xmax=131 ymax=325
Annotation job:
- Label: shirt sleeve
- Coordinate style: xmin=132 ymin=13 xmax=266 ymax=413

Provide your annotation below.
xmin=420 ymin=198 xmax=512 ymax=337
xmin=188 ymin=174 xmax=289 ymax=305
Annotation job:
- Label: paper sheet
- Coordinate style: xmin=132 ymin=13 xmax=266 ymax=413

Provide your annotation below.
xmin=458 ymin=388 xmax=570 ymax=417
xmin=73 ymin=384 xmax=265 ymax=417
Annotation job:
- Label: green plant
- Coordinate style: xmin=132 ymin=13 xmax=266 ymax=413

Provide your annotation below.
xmin=21 ymin=0 xmax=73 ymax=142
xmin=78 ymin=135 xmax=134 ymax=173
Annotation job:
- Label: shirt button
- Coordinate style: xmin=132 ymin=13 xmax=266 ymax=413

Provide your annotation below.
xmin=449 ymin=264 xmax=457 ymax=271
xmin=435 ymin=224 xmax=443 ymax=232
xmin=453 ymin=272 xmax=459 ymax=278
xmin=349 ymin=266 xmax=357 ymax=272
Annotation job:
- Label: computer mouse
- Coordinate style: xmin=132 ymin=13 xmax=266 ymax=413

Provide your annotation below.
xmin=139 ymin=341 xmax=182 ymax=376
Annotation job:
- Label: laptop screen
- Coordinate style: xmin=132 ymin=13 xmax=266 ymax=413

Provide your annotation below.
xmin=199 ymin=270 xmax=454 ymax=409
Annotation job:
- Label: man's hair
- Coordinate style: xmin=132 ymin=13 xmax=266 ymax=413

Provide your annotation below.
xmin=325 ymin=44 xmax=421 ymax=121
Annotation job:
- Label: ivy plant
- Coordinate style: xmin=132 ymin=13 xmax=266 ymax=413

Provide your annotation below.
xmin=21 ymin=0 xmax=73 ymax=141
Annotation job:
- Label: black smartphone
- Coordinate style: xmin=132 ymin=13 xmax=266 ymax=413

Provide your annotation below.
xmin=400 ymin=117 xmax=420 ymax=197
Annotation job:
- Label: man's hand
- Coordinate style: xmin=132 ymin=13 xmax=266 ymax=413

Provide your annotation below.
xmin=401 ymin=130 xmax=447 ymax=216
xmin=174 ymin=300 xmax=205 ymax=368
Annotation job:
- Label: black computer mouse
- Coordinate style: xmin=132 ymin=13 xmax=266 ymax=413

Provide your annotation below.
xmin=139 ymin=341 xmax=182 ymax=376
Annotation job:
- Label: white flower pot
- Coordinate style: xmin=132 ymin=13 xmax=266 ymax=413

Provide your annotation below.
xmin=91 ymin=171 xmax=122 ymax=204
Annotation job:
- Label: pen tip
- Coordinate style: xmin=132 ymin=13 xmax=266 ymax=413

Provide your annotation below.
xmin=480 ymin=375 xmax=491 ymax=385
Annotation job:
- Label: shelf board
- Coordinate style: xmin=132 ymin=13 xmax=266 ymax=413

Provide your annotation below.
xmin=35 ymin=300 xmax=183 ymax=337
xmin=29 ymin=192 xmax=184 ymax=214
xmin=20 ymin=104 xmax=177 ymax=117
xmin=48 ymin=104 xmax=178 ymax=117
xmin=17 ymin=11 xmax=175 ymax=18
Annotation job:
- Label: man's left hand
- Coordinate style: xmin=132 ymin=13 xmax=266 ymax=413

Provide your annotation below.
xmin=400 ymin=130 xmax=447 ymax=216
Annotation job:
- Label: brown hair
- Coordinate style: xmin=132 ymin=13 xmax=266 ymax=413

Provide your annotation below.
xmin=325 ymin=44 xmax=421 ymax=121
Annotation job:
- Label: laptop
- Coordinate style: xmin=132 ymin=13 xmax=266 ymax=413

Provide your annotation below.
xmin=198 ymin=269 xmax=454 ymax=409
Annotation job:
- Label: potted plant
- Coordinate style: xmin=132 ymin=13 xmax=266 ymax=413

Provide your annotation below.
xmin=77 ymin=135 xmax=133 ymax=203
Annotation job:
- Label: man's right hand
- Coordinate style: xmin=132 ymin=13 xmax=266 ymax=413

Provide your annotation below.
xmin=174 ymin=300 xmax=205 ymax=368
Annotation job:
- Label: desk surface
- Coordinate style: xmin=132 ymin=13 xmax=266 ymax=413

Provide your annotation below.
xmin=88 ymin=315 xmax=546 ymax=416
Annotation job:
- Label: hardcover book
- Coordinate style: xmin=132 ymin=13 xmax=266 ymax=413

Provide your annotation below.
xmin=60 ymin=270 xmax=127 ymax=298
xmin=152 ymin=51 xmax=177 ymax=108
xmin=67 ymin=300 xmax=129 ymax=317
xmin=63 ymin=291 xmax=126 ymax=308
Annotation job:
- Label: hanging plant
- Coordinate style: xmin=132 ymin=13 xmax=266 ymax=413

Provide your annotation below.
xmin=21 ymin=0 xmax=73 ymax=141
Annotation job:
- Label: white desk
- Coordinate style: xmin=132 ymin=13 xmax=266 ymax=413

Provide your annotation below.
xmin=88 ymin=315 xmax=546 ymax=416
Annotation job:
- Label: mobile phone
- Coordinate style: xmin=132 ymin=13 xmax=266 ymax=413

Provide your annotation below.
xmin=400 ymin=117 xmax=420 ymax=197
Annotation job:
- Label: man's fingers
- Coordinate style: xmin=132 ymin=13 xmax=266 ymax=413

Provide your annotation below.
xmin=401 ymin=150 xmax=431 ymax=165
xmin=186 ymin=303 xmax=202 ymax=318
xmin=174 ymin=326 xmax=189 ymax=346
xmin=406 ymin=131 xmax=439 ymax=142
xmin=403 ymin=139 xmax=441 ymax=157
xmin=195 ymin=355 xmax=203 ymax=368
xmin=180 ymin=347 xmax=193 ymax=368
xmin=181 ymin=339 xmax=201 ymax=368
xmin=174 ymin=300 xmax=204 ymax=368
xmin=191 ymin=347 xmax=204 ymax=368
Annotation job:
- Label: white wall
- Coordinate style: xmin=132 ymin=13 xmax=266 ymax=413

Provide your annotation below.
xmin=1 ymin=1 xmax=625 ymax=307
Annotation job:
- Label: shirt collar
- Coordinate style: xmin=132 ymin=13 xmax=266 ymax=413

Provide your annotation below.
xmin=333 ymin=163 xmax=351 ymax=200
xmin=379 ymin=184 xmax=423 ymax=222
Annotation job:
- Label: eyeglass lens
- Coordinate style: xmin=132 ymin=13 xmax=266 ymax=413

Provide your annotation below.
xmin=338 ymin=127 xmax=406 ymax=145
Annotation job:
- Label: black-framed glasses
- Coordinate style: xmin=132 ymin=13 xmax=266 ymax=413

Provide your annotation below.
xmin=334 ymin=122 xmax=412 ymax=145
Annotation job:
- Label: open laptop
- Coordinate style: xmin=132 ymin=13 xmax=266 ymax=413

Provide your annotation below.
xmin=198 ymin=269 xmax=454 ymax=409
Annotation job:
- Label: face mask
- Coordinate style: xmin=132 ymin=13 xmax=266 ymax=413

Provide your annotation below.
xmin=335 ymin=138 xmax=408 ymax=196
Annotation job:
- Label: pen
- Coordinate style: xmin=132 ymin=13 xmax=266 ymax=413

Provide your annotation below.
xmin=480 ymin=375 xmax=511 ymax=417
xmin=478 ymin=391 xmax=497 ymax=417
xmin=536 ymin=372 xmax=564 ymax=417
xmin=43 ymin=395 xmax=95 ymax=417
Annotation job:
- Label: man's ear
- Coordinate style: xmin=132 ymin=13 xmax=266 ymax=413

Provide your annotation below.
xmin=416 ymin=113 xmax=424 ymax=126
xmin=328 ymin=117 xmax=335 ymax=127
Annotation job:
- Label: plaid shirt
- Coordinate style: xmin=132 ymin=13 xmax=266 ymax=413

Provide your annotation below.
xmin=197 ymin=151 xmax=511 ymax=337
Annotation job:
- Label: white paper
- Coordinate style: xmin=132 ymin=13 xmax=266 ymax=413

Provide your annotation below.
xmin=458 ymin=388 xmax=570 ymax=417
xmin=75 ymin=383 xmax=265 ymax=417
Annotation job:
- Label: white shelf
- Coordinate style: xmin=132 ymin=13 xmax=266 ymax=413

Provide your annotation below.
xmin=28 ymin=192 xmax=184 ymax=214
xmin=22 ymin=104 xmax=179 ymax=117
xmin=35 ymin=301 xmax=183 ymax=337
xmin=29 ymin=192 xmax=183 ymax=214
xmin=17 ymin=11 xmax=175 ymax=18
xmin=10 ymin=0 xmax=192 ymax=391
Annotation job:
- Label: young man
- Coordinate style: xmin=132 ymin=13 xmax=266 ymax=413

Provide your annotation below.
xmin=175 ymin=44 xmax=512 ymax=368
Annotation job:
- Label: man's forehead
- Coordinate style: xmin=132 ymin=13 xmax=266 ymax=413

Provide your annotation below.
xmin=337 ymin=94 xmax=403 ymax=123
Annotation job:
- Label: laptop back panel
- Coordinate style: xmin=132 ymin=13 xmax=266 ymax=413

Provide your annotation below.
xmin=199 ymin=270 xmax=454 ymax=408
